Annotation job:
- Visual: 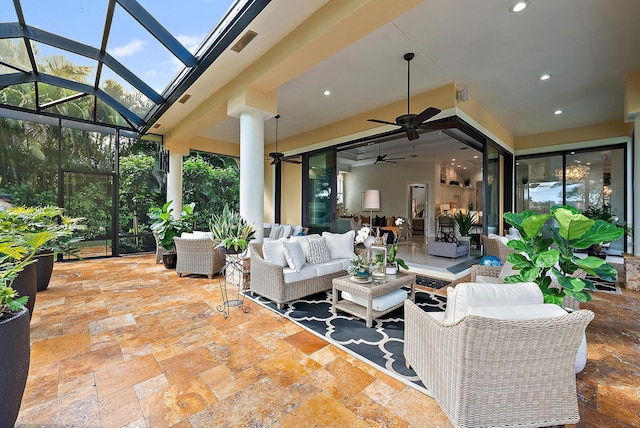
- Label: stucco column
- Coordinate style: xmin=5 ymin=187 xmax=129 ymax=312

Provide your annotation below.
xmin=167 ymin=150 xmax=184 ymax=219
xmin=239 ymin=108 xmax=265 ymax=240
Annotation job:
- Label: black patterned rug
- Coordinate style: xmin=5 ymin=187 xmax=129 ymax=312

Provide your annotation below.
xmin=245 ymin=289 xmax=446 ymax=394
xmin=415 ymin=275 xmax=451 ymax=289
xmin=586 ymin=275 xmax=622 ymax=294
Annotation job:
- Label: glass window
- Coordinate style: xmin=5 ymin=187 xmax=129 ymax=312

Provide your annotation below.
xmin=0 ymin=39 xmax=32 ymax=72
xmin=516 ymin=155 xmax=564 ymax=214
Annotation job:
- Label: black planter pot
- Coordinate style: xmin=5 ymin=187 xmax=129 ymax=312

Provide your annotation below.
xmin=162 ymin=253 xmax=177 ymax=269
xmin=0 ymin=307 xmax=30 ymax=428
xmin=220 ymin=246 xmax=245 ymax=255
xmin=12 ymin=262 xmax=37 ymax=320
xmin=34 ymin=251 xmax=55 ymax=292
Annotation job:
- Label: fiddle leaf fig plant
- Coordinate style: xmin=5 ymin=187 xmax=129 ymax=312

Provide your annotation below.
xmin=503 ymin=205 xmax=623 ymax=306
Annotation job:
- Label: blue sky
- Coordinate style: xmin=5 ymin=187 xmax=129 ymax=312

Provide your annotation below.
xmin=5 ymin=0 xmax=238 ymax=94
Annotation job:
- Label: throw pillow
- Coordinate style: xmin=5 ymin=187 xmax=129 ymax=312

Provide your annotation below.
xmin=282 ymin=239 xmax=306 ymax=271
xmin=321 ymin=230 xmax=355 ymax=259
xmin=262 ymin=238 xmax=288 ymax=267
xmin=291 ymin=225 xmax=303 ymax=236
xmin=280 ymin=224 xmax=292 ymax=238
xmin=373 ymin=215 xmax=386 ymax=227
xmin=306 ymin=237 xmax=331 ymax=264
xmin=269 ymin=224 xmax=282 ymax=239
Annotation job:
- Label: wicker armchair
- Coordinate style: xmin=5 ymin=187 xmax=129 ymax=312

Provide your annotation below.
xmin=404 ymin=299 xmax=594 ymax=428
xmin=153 ymin=230 xmax=172 ymax=264
xmin=173 ymin=236 xmax=225 ymax=278
xmin=481 ymin=234 xmax=515 ymax=262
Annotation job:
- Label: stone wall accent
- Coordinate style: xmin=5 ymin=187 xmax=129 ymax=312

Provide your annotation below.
xmin=623 ymin=253 xmax=640 ymax=291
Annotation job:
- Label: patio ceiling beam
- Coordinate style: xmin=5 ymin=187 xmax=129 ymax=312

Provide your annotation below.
xmin=115 ymin=0 xmax=198 ymax=67
xmin=0 ymin=23 xmax=164 ymax=105
xmin=0 ymin=72 xmax=145 ymax=127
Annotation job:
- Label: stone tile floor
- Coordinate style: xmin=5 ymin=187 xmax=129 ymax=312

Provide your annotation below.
xmin=16 ymin=254 xmax=640 ymax=427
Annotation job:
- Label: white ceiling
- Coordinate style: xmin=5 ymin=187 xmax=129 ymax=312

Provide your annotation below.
xmin=162 ymin=0 xmax=640 ymax=165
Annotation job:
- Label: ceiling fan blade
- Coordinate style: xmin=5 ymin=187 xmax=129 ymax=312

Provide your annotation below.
xmin=420 ymin=121 xmax=458 ymax=130
xmin=407 ymin=129 xmax=419 ymax=141
xmin=270 ymin=158 xmax=278 ymax=165
xmin=368 ymin=119 xmax=398 ymax=126
xmin=282 ymin=158 xmax=302 ymax=164
xmin=386 ymin=157 xmax=405 ymax=161
xmin=414 ymin=107 xmax=441 ymax=125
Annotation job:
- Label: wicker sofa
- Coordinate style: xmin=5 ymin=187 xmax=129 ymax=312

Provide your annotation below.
xmin=249 ymin=231 xmax=354 ymax=309
xmin=173 ymin=232 xmax=225 ymax=278
xmin=404 ymin=282 xmax=594 ymax=427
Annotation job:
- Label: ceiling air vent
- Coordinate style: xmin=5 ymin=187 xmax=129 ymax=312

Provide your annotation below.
xmin=178 ymin=94 xmax=192 ymax=104
xmin=230 ymin=30 xmax=258 ymax=53
xmin=152 ymin=123 xmax=162 ymax=129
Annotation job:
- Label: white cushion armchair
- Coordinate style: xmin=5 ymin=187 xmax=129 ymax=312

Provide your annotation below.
xmin=173 ymin=232 xmax=225 ymax=279
xmin=404 ymin=282 xmax=594 ymax=428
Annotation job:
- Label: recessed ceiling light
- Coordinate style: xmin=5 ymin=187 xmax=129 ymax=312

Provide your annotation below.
xmin=510 ymin=1 xmax=529 ymax=13
xmin=323 ymin=90 xmax=331 ymax=96
xmin=451 ymin=162 xmax=454 ymax=165
xmin=451 ymin=158 xmax=456 ymax=161
xmin=539 ymin=74 xmax=551 ymax=81
xmin=554 ymin=109 xmax=563 ymax=115
xmin=473 ymin=155 xmax=478 ymax=159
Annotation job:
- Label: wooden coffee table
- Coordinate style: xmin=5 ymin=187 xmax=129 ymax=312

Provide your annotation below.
xmin=332 ymin=272 xmax=416 ymax=327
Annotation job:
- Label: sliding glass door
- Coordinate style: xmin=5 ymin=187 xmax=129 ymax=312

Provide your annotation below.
xmin=303 ymin=148 xmax=337 ymax=234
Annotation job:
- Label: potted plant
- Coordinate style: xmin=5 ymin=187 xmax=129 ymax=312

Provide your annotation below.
xmin=503 ymin=205 xmax=623 ymax=306
xmin=149 ymin=201 xmax=196 ymax=268
xmin=1 ymin=227 xmax=56 ymax=427
xmin=209 ymin=204 xmax=256 ymax=254
xmin=347 ymin=254 xmax=372 ymax=279
xmin=463 ymin=177 xmax=471 ymax=187
xmin=382 ymin=244 xmax=409 ymax=275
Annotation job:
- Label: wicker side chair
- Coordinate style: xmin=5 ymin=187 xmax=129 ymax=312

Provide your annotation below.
xmin=153 ymin=230 xmax=172 ymax=264
xmin=481 ymin=234 xmax=515 ymax=262
xmin=173 ymin=236 xmax=225 ymax=278
xmin=404 ymin=299 xmax=594 ymax=428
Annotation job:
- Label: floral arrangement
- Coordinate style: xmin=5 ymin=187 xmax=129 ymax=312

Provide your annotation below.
xmin=395 ymin=218 xmax=405 ymax=227
xmin=347 ymin=254 xmax=371 ymax=276
xmin=354 ymin=226 xmax=371 ymax=247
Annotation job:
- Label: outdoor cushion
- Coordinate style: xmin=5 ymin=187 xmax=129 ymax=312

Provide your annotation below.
xmin=282 ymin=239 xmax=306 ymax=271
xmin=342 ymin=288 xmax=407 ymax=312
xmin=262 ymin=238 xmax=288 ymax=267
xmin=269 ymin=224 xmax=283 ymax=239
xmin=306 ymin=237 xmax=331 ymax=264
xmin=443 ymin=281 xmax=542 ymax=323
xmin=282 ymin=264 xmax=317 ymax=284
xmin=314 ymin=259 xmax=349 ymax=276
xmin=280 ymin=224 xmax=292 ymax=238
xmin=322 ymin=230 xmax=355 ymax=260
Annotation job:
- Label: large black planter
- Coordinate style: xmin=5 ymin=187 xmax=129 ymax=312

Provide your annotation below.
xmin=34 ymin=251 xmax=55 ymax=292
xmin=0 ymin=307 xmax=30 ymax=428
xmin=162 ymin=253 xmax=177 ymax=269
xmin=12 ymin=263 xmax=37 ymax=320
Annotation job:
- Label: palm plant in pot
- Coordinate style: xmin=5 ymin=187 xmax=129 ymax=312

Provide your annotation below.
xmin=149 ymin=201 xmax=196 ymax=268
xmin=453 ymin=210 xmax=477 ymax=250
xmin=209 ymin=204 xmax=256 ymax=254
xmin=503 ymin=205 xmax=623 ymax=306
xmin=1 ymin=228 xmax=56 ymax=427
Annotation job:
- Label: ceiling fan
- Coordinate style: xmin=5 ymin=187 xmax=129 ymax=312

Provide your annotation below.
xmin=367 ymin=52 xmax=457 ymax=141
xmin=267 ymin=115 xmax=301 ymax=165
xmin=372 ymin=144 xmax=404 ymax=164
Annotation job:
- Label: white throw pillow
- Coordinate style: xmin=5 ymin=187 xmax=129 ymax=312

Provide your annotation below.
xmin=282 ymin=239 xmax=306 ymax=271
xmin=444 ymin=282 xmax=542 ymax=323
xmin=306 ymin=237 xmax=331 ymax=264
xmin=292 ymin=225 xmax=303 ymax=236
xmin=269 ymin=224 xmax=283 ymax=239
xmin=262 ymin=238 xmax=288 ymax=267
xmin=322 ymin=230 xmax=355 ymax=260
xmin=280 ymin=224 xmax=292 ymax=238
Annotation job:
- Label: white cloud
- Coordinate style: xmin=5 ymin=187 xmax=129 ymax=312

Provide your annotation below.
xmin=177 ymin=34 xmax=204 ymax=54
xmin=144 ymin=69 xmax=157 ymax=78
xmin=111 ymin=39 xmax=147 ymax=58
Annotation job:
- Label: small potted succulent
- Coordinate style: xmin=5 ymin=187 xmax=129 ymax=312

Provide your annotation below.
xmin=347 ymin=254 xmax=372 ymax=279
xmin=149 ymin=201 xmax=196 ymax=268
xmin=209 ymin=204 xmax=256 ymax=254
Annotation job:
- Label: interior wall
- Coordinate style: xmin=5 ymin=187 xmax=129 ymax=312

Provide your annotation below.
xmin=280 ymin=162 xmax=302 ymax=225
xmin=343 ymin=160 xmax=439 ymax=234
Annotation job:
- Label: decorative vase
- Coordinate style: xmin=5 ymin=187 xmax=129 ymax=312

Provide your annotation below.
xmin=162 ymin=253 xmax=177 ymax=269
xmin=34 ymin=251 xmax=55 ymax=292
xmin=12 ymin=263 xmax=37 ymax=320
xmin=0 ymin=307 xmax=30 ymax=428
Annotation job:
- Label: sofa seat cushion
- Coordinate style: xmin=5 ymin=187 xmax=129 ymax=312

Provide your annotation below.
xmin=342 ymin=288 xmax=407 ymax=312
xmin=283 ymin=264 xmax=317 ymax=284
xmin=312 ymin=259 xmax=349 ymax=276
xmin=444 ymin=282 xmax=542 ymax=323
